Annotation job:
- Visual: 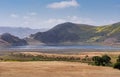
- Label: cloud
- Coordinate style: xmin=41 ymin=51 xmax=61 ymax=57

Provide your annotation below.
xmin=47 ymin=0 xmax=79 ymax=9
xmin=20 ymin=15 xmax=95 ymax=29
xmin=28 ymin=12 xmax=37 ymax=16
xmin=8 ymin=13 xmax=95 ymax=29
xmin=10 ymin=14 xmax=19 ymax=18
xmin=42 ymin=16 xmax=95 ymax=28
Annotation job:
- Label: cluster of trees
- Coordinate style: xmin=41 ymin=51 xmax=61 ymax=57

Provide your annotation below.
xmin=91 ymin=54 xmax=120 ymax=70
xmin=8 ymin=53 xmax=81 ymax=62
xmin=92 ymin=55 xmax=111 ymax=66
xmin=32 ymin=55 xmax=81 ymax=61
xmin=1 ymin=52 xmax=120 ymax=70
xmin=113 ymin=55 xmax=120 ymax=70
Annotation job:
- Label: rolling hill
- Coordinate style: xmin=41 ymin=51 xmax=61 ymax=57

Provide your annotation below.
xmin=30 ymin=22 xmax=120 ymax=45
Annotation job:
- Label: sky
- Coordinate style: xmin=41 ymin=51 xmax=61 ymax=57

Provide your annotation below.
xmin=0 ymin=0 xmax=120 ymax=29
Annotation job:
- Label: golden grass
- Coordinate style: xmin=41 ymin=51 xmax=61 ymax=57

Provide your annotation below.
xmin=20 ymin=51 xmax=120 ymax=58
xmin=0 ymin=61 xmax=120 ymax=77
xmin=20 ymin=51 xmax=120 ymax=63
xmin=0 ymin=51 xmax=120 ymax=77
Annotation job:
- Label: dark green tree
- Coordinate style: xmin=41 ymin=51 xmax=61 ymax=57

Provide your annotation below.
xmin=92 ymin=56 xmax=103 ymax=66
xmin=92 ymin=55 xmax=111 ymax=66
xmin=113 ymin=55 xmax=120 ymax=70
xmin=102 ymin=55 xmax=111 ymax=66
xmin=113 ymin=62 xmax=120 ymax=70
xmin=117 ymin=55 xmax=120 ymax=62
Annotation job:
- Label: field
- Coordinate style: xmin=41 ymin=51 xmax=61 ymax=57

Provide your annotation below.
xmin=0 ymin=51 xmax=120 ymax=77
xmin=0 ymin=61 xmax=120 ymax=77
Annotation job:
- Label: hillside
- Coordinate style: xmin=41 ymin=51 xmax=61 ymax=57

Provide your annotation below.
xmin=30 ymin=22 xmax=96 ymax=44
xmin=0 ymin=39 xmax=10 ymax=46
xmin=0 ymin=33 xmax=28 ymax=46
xmin=30 ymin=22 xmax=120 ymax=45
xmin=93 ymin=22 xmax=120 ymax=44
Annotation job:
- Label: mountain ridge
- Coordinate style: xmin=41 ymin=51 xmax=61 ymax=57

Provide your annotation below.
xmin=30 ymin=22 xmax=120 ymax=45
xmin=0 ymin=22 xmax=120 ymax=46
xmin=0 ymin=27 xmax=47 ymax=38
xmin=0 ymin=33 xmax=28 ymax=46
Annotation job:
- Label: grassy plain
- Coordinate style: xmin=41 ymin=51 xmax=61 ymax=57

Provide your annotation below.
xmin=0 ymin=61 xmax=120 ymax=77
xmin=0 ymin=50 xmax=120 ymax=77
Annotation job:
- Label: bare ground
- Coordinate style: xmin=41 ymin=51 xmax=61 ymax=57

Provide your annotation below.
xmin=0 ymin=61 xmax=120 ymax=77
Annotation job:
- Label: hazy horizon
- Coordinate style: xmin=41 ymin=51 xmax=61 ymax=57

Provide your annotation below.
xmin=0 ymin=0 xmax=120 ymax=29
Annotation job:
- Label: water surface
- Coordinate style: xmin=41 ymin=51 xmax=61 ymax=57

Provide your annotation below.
xmin=1 ymin=45 xmax=120 ymax=50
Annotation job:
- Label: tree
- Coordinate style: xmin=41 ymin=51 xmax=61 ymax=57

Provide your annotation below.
xmin=113 ymin=55 xmax=120 ymax=70
xmin=102 ymin=55 xmax=111 ymax=66
xmin=92 ymin=56 xmax=103 ymax=66
xmin=113 ymin=62 xmax=120 ymax=70
xmin=117 ymin=55 xmax=120 ymax=62
xmin=92 ymin=55 xmax=111 ymax=66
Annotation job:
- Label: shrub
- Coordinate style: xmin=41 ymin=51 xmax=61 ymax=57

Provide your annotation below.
xmin=117 ymin=55 xmax=120 ymax=62
xmin=113 ymin=62 xmax=120 ymax=70
xmin=92 ymin=56 xmax=103 ymax=66
xmin=92 ymin=55 xmax=111 ymax=66
xmin=102 ymin=55 xmax=111 ymax=66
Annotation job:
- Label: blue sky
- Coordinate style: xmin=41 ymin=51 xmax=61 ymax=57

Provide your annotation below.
xmin=0 ymin=0 xmax=120 ymax=29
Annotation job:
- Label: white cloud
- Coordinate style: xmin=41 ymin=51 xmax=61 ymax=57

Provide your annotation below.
xmin=41 ymin=16 xmax=95 ymax=28
xmin=28 ymin=12 xmax=37 ymax=16
xmin=23 ymin=16 xmax=95 ymax=29
xmin=7 ymin=13 xmax=95 ymax=29
xmin=10 ymin=14 xmax=19 ymax=18
xmin=47 ymin=0 xmax=79 ymax=9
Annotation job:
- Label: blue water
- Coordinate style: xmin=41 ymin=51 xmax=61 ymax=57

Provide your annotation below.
xmin=1 ymin=45 xmax=120 ymax=50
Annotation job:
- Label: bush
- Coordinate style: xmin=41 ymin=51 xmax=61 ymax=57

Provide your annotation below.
xmin=92 ymin=56 xmax=103 ymax=66
xmin=113 ymin=62 xmax=120 ymax=70
xmin=92 ymin=55 xmax=111 ymax=66
xmin=117 ymin=55 xmax=120 ymax=62
xmin=102 ymin=55 xmax=111 ymax=66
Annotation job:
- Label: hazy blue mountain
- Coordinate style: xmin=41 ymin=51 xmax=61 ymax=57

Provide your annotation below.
xmin=0 ymin=27 xmax=47 ymax=38
xmin=0 ymin=33 xmax=28 ymax=46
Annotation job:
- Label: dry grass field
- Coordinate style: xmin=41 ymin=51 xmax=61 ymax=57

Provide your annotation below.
xmin=0 ymin=51 xmax=120 ymax=77
xmin=20 ymin=51 xmax=120 ymax=63
xmin=0 ymin=61 xmax=120 ymax=77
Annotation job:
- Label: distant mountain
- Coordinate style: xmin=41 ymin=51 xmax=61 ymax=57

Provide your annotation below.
xmin=0 ymin=27 xmax=47 ymax=38
xmin=0 ymin=38 xmax=10 ymax=46
xmin=0 ymin=33 xmax=28 ymax=46
xmin=1 ymin=22 xmax=120 ymax=46
xmin=30 ymin=22 xmax=96 ymax=44
xmin=30 ymin=22 xmax=120 ymax=45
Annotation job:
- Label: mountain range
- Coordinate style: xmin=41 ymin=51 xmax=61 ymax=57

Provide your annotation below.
xmin=30 ymin=22 xmax=120 ymax=45
xmin=0 ymin=22 xmax=120 ymax=46
xmin=0 ymin=27 xmax=47 ymax=38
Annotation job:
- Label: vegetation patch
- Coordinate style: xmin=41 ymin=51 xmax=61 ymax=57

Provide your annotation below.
xmin=0 ymin=52 xmax=120 ymax=70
